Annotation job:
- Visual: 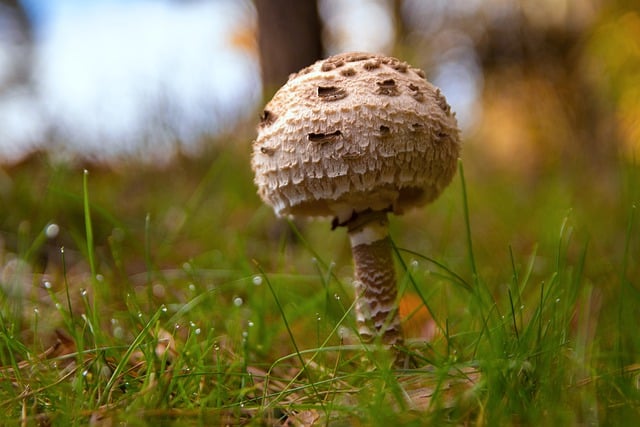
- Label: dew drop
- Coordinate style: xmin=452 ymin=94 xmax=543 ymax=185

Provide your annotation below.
xmin=100 ymin=365 xmax=112 ymax=378
xmin=161 ymin=305 xmax=168 ymax=313
xmin=153 ymin=283 xmax=166 ymax=298
xmin=33 ymin=307 xmax=39 ymax=315
xmin=175 ymin=324 xmax=180 ymax=330
xmin=233 ymin=297 xmax=243 ymax=307
xmin=410 ymin=259 xmax=419 ymax=270
xmin=242 ymin=331 xmax=248 ymax=338
xmin=195 ymin=328 xmax=201 ymax=335
xmin=333 ymin=293 xmax=341 ymax=301
xmin=113 ymin=326 xmax=124 ymax=339
xmin=252 ymin=275 xmax=263 ymax=286
xmin=190 ymin=321 xmax=196 ymax=328
xmin=55 ymin=303 xmax=61 ymax=309
xmin=555 ymin=298 xmax=561 ymax=303
xmin=80 ymin=288 xmax=87 ymax=297
xmin=137 ymin=312 xmax=143 ymax=318
xmin=45 ymin=223 xmax=60 ymax=239
xmin=188 ymin=283 xmax=196 ymax=292
xmin=338 ymin=326 xmax=348 ymax=338
xmin=43 ymin=281 xmax=52 ymax=290
xmin=248 ymin=321 xmax=254 ymax=327
xmin=82 ymin=370 xmax=89 ymax=377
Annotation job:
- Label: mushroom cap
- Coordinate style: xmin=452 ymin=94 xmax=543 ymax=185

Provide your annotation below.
xmin=252 ymin=52 xmax=461 ymax=222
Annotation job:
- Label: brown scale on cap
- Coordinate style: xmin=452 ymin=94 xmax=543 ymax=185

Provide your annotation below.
xmin=252 ymin=52 xmax=461 ymax=359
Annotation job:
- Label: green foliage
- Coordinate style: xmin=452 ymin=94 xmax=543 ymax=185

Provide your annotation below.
xmin=0 ymin=144 xmax=639 ymax=425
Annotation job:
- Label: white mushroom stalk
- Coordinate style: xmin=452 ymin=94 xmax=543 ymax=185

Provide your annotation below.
xmin=346 ymin=209 xmax=401 ymax=344
xmin=252 ymin=52 xmax=460 ymax=352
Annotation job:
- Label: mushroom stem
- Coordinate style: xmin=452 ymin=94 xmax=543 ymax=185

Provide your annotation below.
xmin=347 ymin=210 xmax=403 ymax=346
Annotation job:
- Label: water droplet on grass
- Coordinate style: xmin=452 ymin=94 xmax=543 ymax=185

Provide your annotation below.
xmin=188 ymin=283 xmax=196 ymax=292
xmin=80 ymin=288 xmax=87 ymax=296
xmin=252 ymin=275 xmax=263 ymax=286
xmin=333 ymin=293 xmax=341 ymax=301
xmin=113 ymin=326 xmax=124 ymax=339
xmin=195 ymin=328 xmax=201 ymax=335
xmin=45 ymin=223 xmax=59 ymax=239
xmin=410 ymin=259 xmax=419 ymax=270
xmin=161 ymin=305 xmax=168 ymax=313
xmin=153 ymin=283 xmax=166 ymax=298
xmin=233 ymin=297 xmax=243 ymax=307
xmin=248 ymin=321 xmax=254 ymax=327
xmin=43 ymin=281 xmax=52 ymax=289
xmin=338 ymin=326 xmax=348 ymax=338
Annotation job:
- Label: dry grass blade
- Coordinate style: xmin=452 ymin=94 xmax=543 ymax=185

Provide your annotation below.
xmin=398 ymin=366 xmax=482 ymax=412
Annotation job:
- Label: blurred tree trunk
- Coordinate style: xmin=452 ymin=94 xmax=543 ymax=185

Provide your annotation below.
xmin=254 ymin=0 xmax=323 ymax=97
xmin=476 ymin=13 xmax=619 ymax=170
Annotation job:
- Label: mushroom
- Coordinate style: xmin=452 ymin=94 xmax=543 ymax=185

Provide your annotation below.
xmin=252 ymin=52 xmax=460 ymax=349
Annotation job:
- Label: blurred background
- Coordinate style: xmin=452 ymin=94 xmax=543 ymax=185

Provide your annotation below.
xmin=0 ymin=0 xmax=638 ymax=370
xmin=0 ymin=0 xmax=637 ymax=168
xmin=0 ymin=0 xmax=638 ymax=289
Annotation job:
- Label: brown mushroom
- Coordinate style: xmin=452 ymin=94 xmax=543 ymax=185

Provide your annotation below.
xmin=252 ymin=52 xmax=460 ymax=349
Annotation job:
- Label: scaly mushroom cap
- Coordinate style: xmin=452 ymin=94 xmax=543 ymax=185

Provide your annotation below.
xmin=252 ymin=52 xmax=461 ymax=222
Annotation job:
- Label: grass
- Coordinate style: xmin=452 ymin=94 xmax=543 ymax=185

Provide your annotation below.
xmin=0 ymin=143 xmax=639 ymax=425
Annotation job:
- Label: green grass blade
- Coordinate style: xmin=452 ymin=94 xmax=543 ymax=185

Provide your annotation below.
xmin=97 ymin=305 xmax=164 ymax=407
xmin=82 ymin=169 xmax=96 ymax=279
xmin=458 ymin=159 xmax=478 ymax=283
xmin=253 ymin=262 xmax=325 ymax=410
